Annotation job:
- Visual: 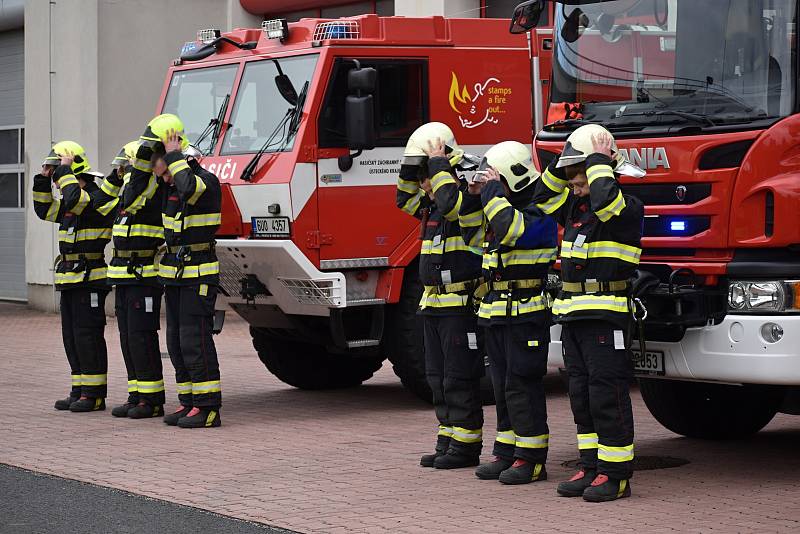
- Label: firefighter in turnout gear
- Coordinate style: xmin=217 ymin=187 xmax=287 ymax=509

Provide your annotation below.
xmin=145 ymin=114 xmax=223 ymax=428
xmin=398 ymin=122 xmax=485 ymax=469
xmin=33 ymin=141 xmax=114 ymax=412
xmin=464 ymin=141 xmax=558 ymax=485
xmin=532 ymin=124 xmax=644 ymax=502
xmin=94 ymin=141 xmax=167 ymax=419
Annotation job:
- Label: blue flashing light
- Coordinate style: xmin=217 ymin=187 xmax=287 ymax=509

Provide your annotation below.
xmin=670 ymin=220 xmax=687 ymax=232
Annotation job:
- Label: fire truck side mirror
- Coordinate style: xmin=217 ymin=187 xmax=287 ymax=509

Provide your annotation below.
xmin=510 ymin=0 xmax=546 ymax=33
xmin=344 ymin=67 xmax=377 ymax=151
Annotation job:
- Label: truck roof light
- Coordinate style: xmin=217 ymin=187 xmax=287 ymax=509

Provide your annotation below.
xmin=313 ymin=20 xmax=360 ymax=41
xmin=262 ymin=19 xmax=289 ymax=41
xmin=197 ymin=28 xmax=221 ymax=44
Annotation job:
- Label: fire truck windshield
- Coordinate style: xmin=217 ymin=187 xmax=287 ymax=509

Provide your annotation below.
xmin=221 ymin=54 xmax=319 ymax=155
xmin=551 ymin=0 xmax=797 ymax=128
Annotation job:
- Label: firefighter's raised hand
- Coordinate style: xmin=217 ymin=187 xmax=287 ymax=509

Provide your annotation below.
xmin=164 ymin=129 xmax=183 ymax=154
xmin=424 ymin=138 xmax=446 ymax=158
xmin=591 ymin=132 xmax=614 ymax=158
xmin=60 ymin=150 xmax=74 ymax=167
xmin=484 ymin=167 xmax=502 ymax=182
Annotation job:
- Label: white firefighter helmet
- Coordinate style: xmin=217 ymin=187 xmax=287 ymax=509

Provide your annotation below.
xmin=556 ymin=123 xmax=645 ymax=178
xmin=403 ymin=122 xmax=464 ymax=167
xmin=480 ymin=141 xmax=540 ymax=192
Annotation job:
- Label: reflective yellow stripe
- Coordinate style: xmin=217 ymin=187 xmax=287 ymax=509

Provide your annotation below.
xmin=127 ymin=175 xmax=158 ymax=213
xmin=617 ymin=479 xmax=628 ymax=498
xmin=55 ymin=266 xmax=107 ymax=284
xmin=419 ymin=290 xmax=470 ymax=310
xmin=137 ymin=380 xmax=165 ymax=393
xmin=63 ymin=227 xmax=112 ymax=242
xmin=451 ymin=427 xmax=483 ymax=444
xmin=420 ymin=236 xmax=481 ymax=256
xmin=442 ymin=193 xmax=462 ymax=221
xmin=168 ymin=159 xmax=190 ymax=176
xmin=192 ymin=380 xmax=221 ymax=394
xmin=56 ymin=174 xmax=78 ymax=188
xmin=500 ymin=210 xmax=524 ymax=246
xmin=100 ymin=180 xmax=121 ymax=197
xmin=500 ymin=248 xmax=558 ymax=266
xmin=561 ymin=240 xmax=641 ymax=264
xmin=158 ymin=261 xmax=219 ymax=279
xmin=45 ymin=199 xmax=61 ymax=222
xmin=552 ymin=294 xmax=630 ymax=315
xmin=80 ymin=373 xmax=107 ymax=386
xmin=71 ymin=374 xmax=82 ymax=386
xmin=596 ymin=190 xmax=626 ymax=222
xmin=577 ymin=433 xmax=599 ymax=450
xmin=482 ymin=252 xmax=499 ymax=270
xmin=438 ymin=425 xmax=453 ymax=438
xmin=187 ymin=176 xmax=207 ymax=206
xmin=397 ymin=178 xmax=418 ymax=194
xmin=516 ymin=433 xmax=549 ymax=449
xmin=32 ymin=191 xmax=53 ymax=203
xmin=430 ymin=171 xmax=453 ymax=193
xmin=183 ymin=212 xmax=221 ymax=229
xmin=537 ymin=189 xmax=568 ymax=215
xmin=97 ymin=198 xmax=119 ymax=216
xmin=458 ymin=208 xmax=484 ymax=228
xmin=587 ymin=164 xmax=614 ymax=185
xmin=129 ymin=224 xmax=164 ymax=239
xmin=108 ymin=264 xmax=159 ymax=279
xmin=401 ymin=191 xmax=423 ymax=215
xmin=70 ymin=189 xmax=92 ymax=215
xmin=484 ymin=196 xmax=510 ymax=221
xmin=598 ymin=443 xmax=634 ymax=462
xmin=496 ymin=430 xmax=516 ymax=446
xmin=176 ymin=382 xmax=192 ymax=394
xmin=128 ymin=379 xmax=138 ymax=393
xmin=542 ymin=168 xmax=567 ymax=192
xmin=478 ymin=295 xmax=548 ymax=318
xmin=132 ymin=157 xmax=152 ymax=172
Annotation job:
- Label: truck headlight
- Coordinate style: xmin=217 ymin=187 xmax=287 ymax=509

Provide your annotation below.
xmin=728 ymin=280 xmax=800 ymax=313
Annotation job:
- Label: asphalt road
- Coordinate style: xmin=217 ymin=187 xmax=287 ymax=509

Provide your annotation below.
xmin=0 ymin=464 xmax=292 ymax=534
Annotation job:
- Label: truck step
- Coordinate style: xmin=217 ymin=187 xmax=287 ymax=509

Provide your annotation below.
xmin=346 ymin=339 xmax=381 ymax=349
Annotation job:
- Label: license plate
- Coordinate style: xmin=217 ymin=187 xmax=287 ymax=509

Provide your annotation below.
xmin=632 ymin=349 xmax=665 ymax=375
xmin=251 ymin=216 xmax=290 ymax=238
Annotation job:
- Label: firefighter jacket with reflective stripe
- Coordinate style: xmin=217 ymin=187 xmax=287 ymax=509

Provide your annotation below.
xmin=460 ymin=179 xmax=558 ymax=325
xmin=32 ymin=166 xmax=113 ymax=290
xmin=532 ymin=154 xmax=644 ymax=327
xmin=93 ymin=162 xmax=166 ymax=286
xmin=396 ymin=158 xmax=482 ymax=315
xmin=159 ymin=152 xmax=221 ymax=286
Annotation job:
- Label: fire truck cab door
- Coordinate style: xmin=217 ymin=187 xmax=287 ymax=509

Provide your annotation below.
xmin=316 ymin=58 xmax=429 ymax=266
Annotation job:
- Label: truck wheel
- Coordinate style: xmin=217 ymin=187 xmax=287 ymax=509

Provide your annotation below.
xmin=251 ymin=327 xmax=384 ymax=389
xmin=638 ymin=378 xmax=784 ymax=439
xmin=384 ymin=261 xmax=495 ymax=405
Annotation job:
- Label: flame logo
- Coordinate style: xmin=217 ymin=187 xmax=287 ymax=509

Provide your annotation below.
xmin=449 ymin=72 xmax=471 ymax=114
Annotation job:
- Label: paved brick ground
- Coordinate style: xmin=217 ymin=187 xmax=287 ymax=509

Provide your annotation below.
xmin=1 ymin=301 xmax=800 ymax=533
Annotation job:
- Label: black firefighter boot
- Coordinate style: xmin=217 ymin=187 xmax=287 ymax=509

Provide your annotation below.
xmin=475 ymin=456 xmax=514 ymax=480
xmin=557 ymin=468 xmax=597 ymax=497
xmin=177 ymin=407 xmax=221 ymax=428
xmin=112 ymin=396 xmax=139 ymax=418
xmin=434 ymin=440 xmax=481 ymax=470
xmin=420 ymin=435 xmax=450 ymax=468
xmin=69 ymin=396 xmax=106 ymax=412
xmin=164 ymin=405 xmax=192 ymax=426
xmin=582 ymin=474 xmax=632 ymax=502
xmin=498 ymin=459 xmax=547 ymax=485
xmin=55 ymin=394 xmax=80 ymax=411
xmin=127 ymin=401 xmax=163 ymax=419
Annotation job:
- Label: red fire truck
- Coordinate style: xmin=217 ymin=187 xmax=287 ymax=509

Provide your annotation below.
xmin=512 ymin=0 xmax=800 ymax=438
xmin=157 ymin=15 xmax=553 ymax=400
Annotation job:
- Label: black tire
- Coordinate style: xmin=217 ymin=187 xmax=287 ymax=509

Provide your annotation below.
xmin=251 ymin=327 xmax=384 ymax=389
xmin=384 ymin=260 xmax=495 ymax=405
xmin=638 ymin=378 xmax=784 ymax=439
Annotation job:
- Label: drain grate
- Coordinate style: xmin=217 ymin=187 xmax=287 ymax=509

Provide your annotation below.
xmin=562 ymin=456 xmax=689 ymax=471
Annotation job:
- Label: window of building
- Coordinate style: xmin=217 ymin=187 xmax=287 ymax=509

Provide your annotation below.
xmin=319 ymin=59 xmax=428 ymax=148
xmin=483 ymin=0 xmax=548 ymax=24
xmin=0 ymin=126 xmax=24 ymax=209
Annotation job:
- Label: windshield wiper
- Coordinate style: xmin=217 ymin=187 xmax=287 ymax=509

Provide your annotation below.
xmin=193 ymin=94 xmax=230 ymax=155
xmin=607 ymin=109 xmax=716 ymax=127
xmin=239 ymin=108 xmax=293 ymax=182
xmin=543 ymin=117 xmax=601 ymax=130
xmin=287 ymin=81 xmax=309 ymax=140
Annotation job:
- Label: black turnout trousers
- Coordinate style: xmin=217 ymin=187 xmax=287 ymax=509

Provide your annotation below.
xmin=165 ymin=284 xmax=221 ymax=408
xmin=60 ymin=287 xmax=109 ymax=399
xmin=423 ymin=313 xmax=484 ymax=455
xmin=562 ymin=320 xmax=635 ymax=480
xmin=115 ymin=284 xmax=165 ymax=406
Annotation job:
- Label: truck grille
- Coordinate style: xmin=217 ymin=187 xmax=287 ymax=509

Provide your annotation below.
xmin=278 ymin=278 xmax=343 ymax=307
xmin=313 ymin=20 xmax=360 ymax=41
